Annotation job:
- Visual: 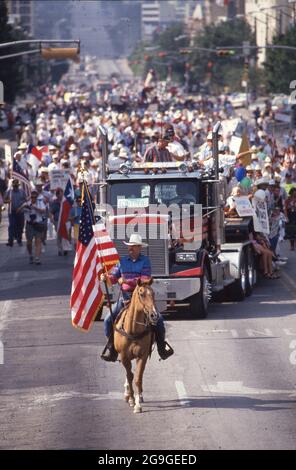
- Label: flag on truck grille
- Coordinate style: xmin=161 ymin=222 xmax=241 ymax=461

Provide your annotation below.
xmin=12 ymin=159 xmax=31 ymax=197
xmin=70 ymin=183 xmax=104 ymax=331
xmin=92 ymin=221 xmax=120 ymax=270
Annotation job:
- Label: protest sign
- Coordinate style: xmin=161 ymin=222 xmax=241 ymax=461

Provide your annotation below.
xmin=252 ymin=198 xmax=270 ymax=234
xmin=233 ymin=196 xmax=254 ymax=217
xmin=49 ymin=169 xmax=70 ymax=190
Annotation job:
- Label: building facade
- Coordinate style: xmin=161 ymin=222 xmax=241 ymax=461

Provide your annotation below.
xmin=245 ymin=0 xmax=295 ymax=65
xmin=6 ymin=0 xmax=34 ymax=36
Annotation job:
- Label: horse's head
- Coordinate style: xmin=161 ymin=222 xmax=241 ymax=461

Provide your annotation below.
xmin=136 ymin=278 xmax=159 ymax=326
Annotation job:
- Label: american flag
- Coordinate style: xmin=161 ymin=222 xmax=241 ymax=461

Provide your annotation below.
xmin=92 ymin=221 xmax=119 ymax=270
xmin=12 ymin=158 xmax=31 ymax=197
xmin=70 ymin=183 xmax=104 ymax=331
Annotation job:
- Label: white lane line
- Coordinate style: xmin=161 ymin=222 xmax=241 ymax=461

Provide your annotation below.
xmin=0 ymin=300 xmax=12 ymax=335
xmin=175 ymin=380 xmax=190 ymax=405
xmin=201 ymin=381 xmax=296 ymax=397
xmin=0 ymin=390 xmax=124 ymax=410
xmin=13 ymin=271 xmax=19 ymax=281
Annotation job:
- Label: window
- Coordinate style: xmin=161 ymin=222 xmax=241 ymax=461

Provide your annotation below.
xmin=110 ymin=182 xmax=150 ymax=209
xmin=154 ymin=181 xmax=197 ymax=205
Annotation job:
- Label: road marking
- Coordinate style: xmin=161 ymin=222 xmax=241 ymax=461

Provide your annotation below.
xmin=245 ymin=328 xmax=273 ymax=337
xmin=201 ymin=381 xmax=296 ymax=397
xmin=175 ymin=380 xmax=190 ymax=405
xmin=0 ymin=390 xmax=124 ymax=410
xmin=13 ymin=271 xmax=19 ymax=281
xmin=284 ymin=329 xmax=296 ymax=336
xmin=0 ymin=300 xmax=11 ymax=335
xmin=290 ymin=340 xmax=296 ymax=365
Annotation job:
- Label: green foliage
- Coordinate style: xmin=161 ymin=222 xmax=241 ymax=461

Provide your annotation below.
xmin=189 ymin=18 xmax=256 ymax=92
xmin=129 ymin=23 xmax=190 ymax=81
xmin=264 ymin=26 xmax=296 ymax=94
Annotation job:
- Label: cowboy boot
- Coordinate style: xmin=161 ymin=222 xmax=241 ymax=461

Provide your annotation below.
xmin=101 ymin=332 xmax=118 ymax=362
xmin=155 ymin=328 xmax=174 ymax=360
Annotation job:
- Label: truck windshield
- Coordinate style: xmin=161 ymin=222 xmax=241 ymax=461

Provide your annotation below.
xmin=110 ymin=182 xmax=151 ymax=208
xmin=154 ymin=182 xmax=197 ymax=206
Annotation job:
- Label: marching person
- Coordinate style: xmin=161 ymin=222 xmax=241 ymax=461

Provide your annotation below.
xmin=100 ymin=233 xmax=174 ymax=362
xmin=4 ymin=179 xmax=27 ymax=247
xmin=19 ymin=189 xmax=46 ymax=264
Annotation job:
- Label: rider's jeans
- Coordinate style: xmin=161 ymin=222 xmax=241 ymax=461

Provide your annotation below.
xmin=104 ymin=296 xmax=165 ymax=337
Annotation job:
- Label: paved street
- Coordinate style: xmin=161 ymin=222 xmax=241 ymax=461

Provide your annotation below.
xmin=0 ymin=214 xmax=296 ymax=450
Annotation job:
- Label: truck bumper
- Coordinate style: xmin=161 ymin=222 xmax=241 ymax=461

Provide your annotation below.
xmin=107 ymin=277 xmax=201 ymax=312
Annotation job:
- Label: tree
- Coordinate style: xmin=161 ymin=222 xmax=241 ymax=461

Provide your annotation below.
xmin=189 ymin=18 xmax=256 ymax=93
xmin=0 ymin=0 xmax=26 ymax=102
xmin=264 ymin=26 xmax=296 ymax=93
xmin=129 ymin=23 xmax=190 ymax=82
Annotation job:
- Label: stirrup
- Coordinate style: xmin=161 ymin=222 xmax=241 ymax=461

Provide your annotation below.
xmin=100 ymin=344 xmax=118 ymax=362
xmin=158 ymin=341 xmax=174 ymax=361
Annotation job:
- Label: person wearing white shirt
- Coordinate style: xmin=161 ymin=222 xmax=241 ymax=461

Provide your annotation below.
xmin=19 ymin=190 xmax=46 ymax=264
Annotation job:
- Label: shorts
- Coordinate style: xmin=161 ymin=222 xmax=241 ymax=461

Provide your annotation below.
xmin=25 ymin=223 xmax=44 ymax=241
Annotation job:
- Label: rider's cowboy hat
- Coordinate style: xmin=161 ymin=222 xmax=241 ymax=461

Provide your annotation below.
xmin=123 ymin=234 xmax=148 ymax=247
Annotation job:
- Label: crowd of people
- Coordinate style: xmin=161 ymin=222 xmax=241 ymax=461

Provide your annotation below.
xmin=0 ymin=66 xmax=295 ymax=270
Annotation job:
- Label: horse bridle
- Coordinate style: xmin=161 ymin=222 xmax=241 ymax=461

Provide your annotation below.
xmin=114 ymin=285 xmax=158 ymax=340
xmin=136 ymin=286 xmax=158 ymax=327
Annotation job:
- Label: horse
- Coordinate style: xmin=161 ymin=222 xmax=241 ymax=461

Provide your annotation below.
xmin=113 ymin=278 xmax=159 ymax=413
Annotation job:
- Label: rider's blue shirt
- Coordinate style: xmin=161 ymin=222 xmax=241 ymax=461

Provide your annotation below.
xmin=109 ymin=254 xmax=151 ymax=300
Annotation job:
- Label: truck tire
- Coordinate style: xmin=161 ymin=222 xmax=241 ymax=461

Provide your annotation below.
xmin=189 ymin=267 xmax=211 ymax=319
xmin=227 ymin=251 xmax=247 ymax=301
xmin=246 ymin=248 xmax=255 ymax=297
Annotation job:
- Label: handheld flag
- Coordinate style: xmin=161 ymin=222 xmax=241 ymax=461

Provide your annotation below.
xmin=70 ymin=183 xmax=104 ymax=331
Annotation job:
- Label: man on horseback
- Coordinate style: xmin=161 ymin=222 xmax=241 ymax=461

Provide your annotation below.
xmin=100 ymin=233 xmax=174 ymax=362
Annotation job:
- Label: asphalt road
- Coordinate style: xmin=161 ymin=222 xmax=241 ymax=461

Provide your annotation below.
xmin=0 ymin=214 xmax=295 ymax=450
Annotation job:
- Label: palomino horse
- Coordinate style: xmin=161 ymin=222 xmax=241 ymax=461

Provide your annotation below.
xmin=114 ymin=279 xmax=159 ymax=413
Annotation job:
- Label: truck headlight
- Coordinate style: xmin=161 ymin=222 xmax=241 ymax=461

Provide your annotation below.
xmin=176 ymin=252 xmax=197 ymax=263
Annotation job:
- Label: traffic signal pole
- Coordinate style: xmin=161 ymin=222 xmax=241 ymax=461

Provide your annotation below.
xmin=0 ymin=39 xmax=80 ymax=61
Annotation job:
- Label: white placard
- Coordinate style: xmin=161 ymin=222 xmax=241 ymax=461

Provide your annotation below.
xmin=233 ymin=196 xmax=254 ymax=217
xmin=252 ymin=198 xmax=270 ymax=234
xmin=117 ymin=197 xmax=149 ymax=208
xmin=4 ymin=144 xmax=12 ymax=167
xmin=49 ymin=169 xmax=70 ymax=190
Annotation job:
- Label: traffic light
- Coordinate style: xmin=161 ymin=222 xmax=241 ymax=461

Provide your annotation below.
xmin=216 ymin=49 xmax=235 ymax=57
xmin=41 ymin=47 xmax=80 ymax=63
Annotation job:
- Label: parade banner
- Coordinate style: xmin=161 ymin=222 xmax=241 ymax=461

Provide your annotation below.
xmin=252 ymin=199 xmax=270 ymax=234
xmin=233 ymin=196 xmax=254 ymax=217
xmin=49 ymin=169 xmax=71 ymax=190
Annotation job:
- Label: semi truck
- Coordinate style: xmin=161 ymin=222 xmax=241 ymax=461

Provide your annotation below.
xmin=97 ymin=122 xmax=256 ymax=318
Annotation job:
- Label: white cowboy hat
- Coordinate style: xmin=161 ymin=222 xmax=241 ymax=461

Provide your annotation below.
xmin=17 ymin=142 xmax=27 ymax=150
xmin=123 ymin=233 xmax=148 ymax=247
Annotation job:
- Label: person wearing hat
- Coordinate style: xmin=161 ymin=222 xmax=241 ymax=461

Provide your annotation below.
xmin=143 ymin=135 xmax=172 ymax=163
xmin=4 ymin=179 xmax=27 ymax=247
xmin=19 ymin=189 xmax=46 ymax=264
xmin=100 ymin=233 xmax=174 ymax=362
xmin=163 ymin=123 xmax=190 ymax=161
xmin=48 ymin=153 xmax=61 ymax=171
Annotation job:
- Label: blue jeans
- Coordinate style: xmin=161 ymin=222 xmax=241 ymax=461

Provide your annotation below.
xmin=8 ymin=212 xmax=24 ymax=244
xmin=104 ymin=296 xmax=165 ymax=338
